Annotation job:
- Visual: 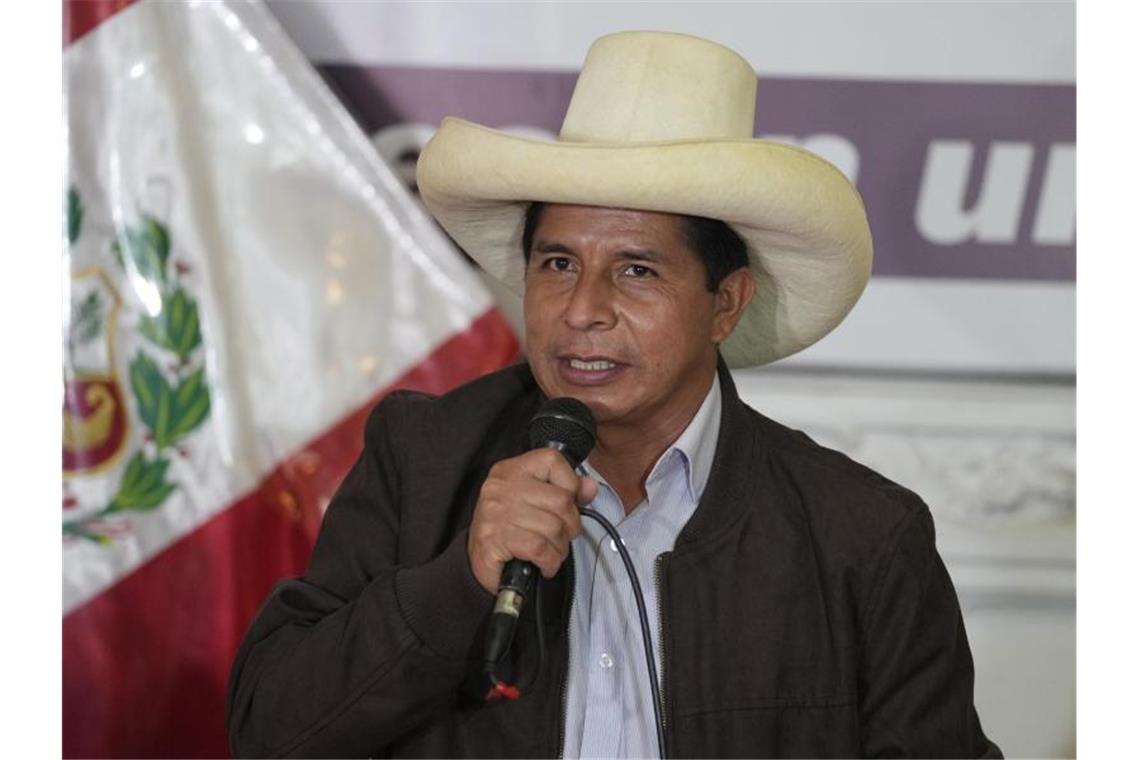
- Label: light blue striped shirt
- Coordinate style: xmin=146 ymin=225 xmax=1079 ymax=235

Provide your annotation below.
xmin=561 ymin=377 xmax=722 ymax=759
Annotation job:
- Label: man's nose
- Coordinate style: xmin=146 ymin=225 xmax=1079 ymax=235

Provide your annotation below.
xmin=563 ymin=271 xmax=616 ymax=330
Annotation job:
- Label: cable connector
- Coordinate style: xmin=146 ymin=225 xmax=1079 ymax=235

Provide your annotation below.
xmin=484 ymin=678 xmax=520 ymax=702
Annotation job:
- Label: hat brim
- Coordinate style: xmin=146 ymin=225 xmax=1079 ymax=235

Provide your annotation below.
xmin=416 ymin=117 xmax=873 ymax=367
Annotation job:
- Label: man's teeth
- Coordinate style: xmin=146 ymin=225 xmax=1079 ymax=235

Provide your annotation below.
xmin=569 ymin=358 xmax=616 ymax=371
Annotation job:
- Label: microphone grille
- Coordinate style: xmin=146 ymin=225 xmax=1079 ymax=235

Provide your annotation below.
xmin=528 ymin=398 xmax=597 ymax=468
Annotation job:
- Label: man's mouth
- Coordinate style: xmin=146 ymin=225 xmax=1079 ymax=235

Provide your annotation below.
xmin=556 ymin=354 xmax=627 ymax=385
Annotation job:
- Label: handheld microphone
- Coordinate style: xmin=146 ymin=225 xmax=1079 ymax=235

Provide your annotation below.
xmin=479 ymin=398 xmax=666 ymax=758
xmin=483 ymin=398 xmax=596 ymax=671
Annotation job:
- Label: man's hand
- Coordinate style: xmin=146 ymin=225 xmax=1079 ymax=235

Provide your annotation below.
xmin=468 ymin=449 xmax=598 ymax=595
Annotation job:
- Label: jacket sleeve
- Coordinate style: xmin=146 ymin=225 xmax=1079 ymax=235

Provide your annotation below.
xmin=226 ymin=394 xmax=494 ymax=758
xmin=858 ymin=506 xmax=1003 ymax=758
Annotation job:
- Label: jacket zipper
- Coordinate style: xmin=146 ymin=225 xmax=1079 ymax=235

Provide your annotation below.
xmin=654 ymin=551 xmax=671 ymax=757
xmin=555 ymin=553 xmax=575 ymax=758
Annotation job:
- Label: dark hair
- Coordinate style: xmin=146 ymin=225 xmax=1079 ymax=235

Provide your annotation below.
xmin=521 ymin=202 xmax=748 ymax=292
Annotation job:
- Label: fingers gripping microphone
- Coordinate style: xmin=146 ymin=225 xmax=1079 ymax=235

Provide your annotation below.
xmin=483 ymin=398 xmax=596 ymax=678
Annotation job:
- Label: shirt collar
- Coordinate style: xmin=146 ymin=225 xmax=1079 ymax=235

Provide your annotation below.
xmin=582 ymin=373 xmax=723 ymax=506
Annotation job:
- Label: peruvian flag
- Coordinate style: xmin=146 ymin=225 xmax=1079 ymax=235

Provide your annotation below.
xmin=62 ymin=1 xmax=518 ymax=756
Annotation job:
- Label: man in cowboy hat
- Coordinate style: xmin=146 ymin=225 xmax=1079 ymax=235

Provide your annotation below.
xmin=228 ymin=31 xmax=1000 ymax=758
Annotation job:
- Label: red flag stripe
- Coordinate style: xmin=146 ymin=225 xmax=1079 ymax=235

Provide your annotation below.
xmin=63 ymin=309 xmax=519 ymax=758
xmin=63 ymin=0 xmax=138 ymax=48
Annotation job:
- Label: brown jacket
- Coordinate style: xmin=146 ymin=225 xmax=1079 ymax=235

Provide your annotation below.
xmin=227 ymin=361 xmax=1001 ymax=758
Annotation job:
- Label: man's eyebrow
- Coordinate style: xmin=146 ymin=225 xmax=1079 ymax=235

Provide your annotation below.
xmin=533 ymin=241 xmax=575 ymax=255
xmin=617 ymin=248 xmax=662 ymax=262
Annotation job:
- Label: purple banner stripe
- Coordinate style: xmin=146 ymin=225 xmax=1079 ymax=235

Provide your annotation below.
xmin=321 ymin=64 xmax=1075 ymax=283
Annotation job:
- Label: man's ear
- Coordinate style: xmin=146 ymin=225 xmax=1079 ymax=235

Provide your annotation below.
xmin=710 ymin=267 xmax=756 ymax=344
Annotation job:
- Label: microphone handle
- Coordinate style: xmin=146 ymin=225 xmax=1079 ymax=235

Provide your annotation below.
xmin=485 ymin=559 xmax=535 ymax=666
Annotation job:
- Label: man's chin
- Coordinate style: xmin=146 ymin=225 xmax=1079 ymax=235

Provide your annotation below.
xmin=529 ymin=364 xmax=625 ymax=420
xmin=554 ymin=388 xmax=630 ymax=427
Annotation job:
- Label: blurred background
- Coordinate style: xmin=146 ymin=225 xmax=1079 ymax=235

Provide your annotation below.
xmin=62 ymin=1 xmax=1074 ymax=757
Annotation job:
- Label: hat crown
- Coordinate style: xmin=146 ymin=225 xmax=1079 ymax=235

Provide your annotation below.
xmin=560 ymin=31 xmax=758 ymax=143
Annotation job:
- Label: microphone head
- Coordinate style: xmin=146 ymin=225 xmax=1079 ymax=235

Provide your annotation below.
xmin=529 ymin=398 xmax=597 ymax=468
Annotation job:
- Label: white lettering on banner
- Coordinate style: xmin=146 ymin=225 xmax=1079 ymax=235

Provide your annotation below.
xmin=1032 ymin=144 xmax=1076 ymax=245
xmin=916 ymin=140 xmax=1034 ymax=245
xmin=916 ymin=140 xmax=1076 ymax=248
xmin=373 ymin=123 xmax=1075 ymax=252
xmin=762 ymin=133 xmax=860 ymax=183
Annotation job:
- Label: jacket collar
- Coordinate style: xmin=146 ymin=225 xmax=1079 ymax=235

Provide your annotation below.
xmin=673 ymin=355 xmax=762 ymax=550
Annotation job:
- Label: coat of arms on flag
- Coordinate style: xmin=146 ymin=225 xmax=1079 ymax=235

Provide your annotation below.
xmin=65 ymin=199 xmax=212 ymax=544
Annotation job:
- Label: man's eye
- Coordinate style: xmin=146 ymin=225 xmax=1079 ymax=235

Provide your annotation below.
xmin=542 ymin=256 xmax=574 ymax=272
xmin=623 ymin=264 xmax=655 ymax=278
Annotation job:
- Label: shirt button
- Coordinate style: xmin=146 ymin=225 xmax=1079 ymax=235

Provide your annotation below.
xmin=608 ymin=537 xmax=626 ymax=553
xmin=599 ymin=653 xmax=614 ymax=669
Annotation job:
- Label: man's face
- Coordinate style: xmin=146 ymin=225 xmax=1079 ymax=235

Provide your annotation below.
xmin=523 ymin=204 xmax=748 ymax=433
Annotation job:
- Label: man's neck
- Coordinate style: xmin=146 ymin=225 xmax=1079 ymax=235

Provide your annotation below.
xmin=588 ymin=365 xmax=718 ymax=513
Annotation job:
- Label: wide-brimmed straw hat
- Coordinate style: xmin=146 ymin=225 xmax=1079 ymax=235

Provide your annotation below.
xmin=415 ymin=31 xmax=873 ymax=367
